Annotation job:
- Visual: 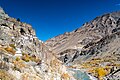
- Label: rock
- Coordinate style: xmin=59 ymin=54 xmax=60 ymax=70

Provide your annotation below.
xmin=0 ymin=7 xmax=75 ymax=80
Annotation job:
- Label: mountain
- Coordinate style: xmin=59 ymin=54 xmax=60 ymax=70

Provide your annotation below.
xmin=0 ymin=7 xmax=77 ymax=80
xmin=1 ymin=7 xmax=120 ymax=80
xmin=45 ymin=11 xmax=120 ymax=79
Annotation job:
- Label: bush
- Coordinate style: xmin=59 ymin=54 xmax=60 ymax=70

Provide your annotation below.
xmin=22 ymin=54 xmax=30 ymax=62
xmin=16 ymin=57 xmax=20 ymax=61
xmin=61 ymin=73 xmax=70 ymax=80
xmin=9 ymin=44 xmax=16 ymax=49
xmin=4 ymin=47 xmax=16 ymax=55
xmin=30 ymin=55 xmax=41 ymax=63
xmin=96 ymin=67 xmax=107 ymax=80
xmin=13 ymin=66 xmax=21 ymax=72
xmin=13 ymin=60 xmax=25 ymax=68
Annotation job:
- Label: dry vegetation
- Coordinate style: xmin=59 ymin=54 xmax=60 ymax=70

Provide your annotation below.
xmin=61 ymin=73 xmax=70 ymax=80
xmin=75 ymin=56 xmax=120 ymax=80
xmin=0 ymin=69 xmax=14 ymax=80
xmin=22 ymin=53 xmax=41 ymax=63
xmin=4 ymin=46 xmax=16 ymax=55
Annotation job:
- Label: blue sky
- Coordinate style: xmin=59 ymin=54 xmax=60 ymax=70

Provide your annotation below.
xmin=0 ymin=0 xmax=120 ymax=41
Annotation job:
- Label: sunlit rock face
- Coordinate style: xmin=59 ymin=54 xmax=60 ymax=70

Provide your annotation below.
xmin=46 ymin=11 xmax=120 ymax=79
xmin=0 ymin=7 xmax=9 ymax=18
xmin=0 ymin=7 xmax=76 ymax=80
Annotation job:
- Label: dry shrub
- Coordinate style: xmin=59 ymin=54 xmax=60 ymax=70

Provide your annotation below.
xmin=13 ymin=60 xmax=25 ymax=69
xmin=9 ymin=44 xmax=16 ymax=49
xmin=96 ymin=67 xmax=107 ymax=80
xmin=0 ymin=69 xmax=14 ymax=80
xmin=22 ymin=54 xmax=30 ymax=62
xmin=4 ymin=47 xmax=16 ymax=55
xmin=61 ymin=73 xmax=70 ymax=80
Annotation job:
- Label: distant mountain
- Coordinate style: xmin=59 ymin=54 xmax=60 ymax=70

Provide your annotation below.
xmin=45 ymin=11 xmax=120 ymax=79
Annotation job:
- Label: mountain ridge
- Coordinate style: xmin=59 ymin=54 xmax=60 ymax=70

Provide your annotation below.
xmin=0 ymin=7 xmax=120 ymax=80
xmin=0 ymin=7 xmax=77 ymax=80
xmin=45 ymin=11 xmax=120 ymax=79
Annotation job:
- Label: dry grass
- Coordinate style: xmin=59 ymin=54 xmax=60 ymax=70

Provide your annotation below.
xmin=61 ymin=73 xmax=70 ymax=80
xmin=77 ymin=57 xmax=120 ymax=80
xmin=13 ymin=60 xmax=26 ymax=68
xmin=4 ymin=47 xmax=16 ymax=55
xmin=0 ymin=69 xmax=14 ymax=80
xmin=22 ymin=54 xmax=30 ymax=62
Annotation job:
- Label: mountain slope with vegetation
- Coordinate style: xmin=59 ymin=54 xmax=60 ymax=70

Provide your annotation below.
xmin=0 ymin=7 xmax=76 ymax=80
xmin=46 ymin=11 xmax=120 ymax=79
xmin=0 ymin=7 xmax=120 ymax=80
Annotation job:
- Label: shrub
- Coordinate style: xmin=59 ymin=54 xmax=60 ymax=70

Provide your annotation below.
xmin=96 ymin=67 xmax=107 ymax=80
xmin=61 ymin=73 xmax=70 ymax=80
xmin=16 ymin=57 xmax=20 ymax=61
xmin=9 ymin=44 xmax=16 ymax=49
xmin=30 ymin=55 xmax=41 ymax=63
xmin=22 ymin=54 xmax=30 ymax=62
xmin=13 ymin=60 xmax=25 ymax=68
xmin=13 ymin=66 xmax=21 ymax=72
xmin=4 ymin=47 xmax=16 ymax=55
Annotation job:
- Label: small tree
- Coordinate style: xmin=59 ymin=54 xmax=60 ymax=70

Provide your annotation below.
xmin=17 ymin=18 xmax=20 ymax=21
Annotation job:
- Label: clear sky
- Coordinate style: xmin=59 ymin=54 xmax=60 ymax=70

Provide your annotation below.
xmin=0 ymin=0 xmax=120 ymax=41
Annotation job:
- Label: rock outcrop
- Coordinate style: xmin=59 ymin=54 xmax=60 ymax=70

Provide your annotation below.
xmin=0 ymin=7 xmax=75 ymax=80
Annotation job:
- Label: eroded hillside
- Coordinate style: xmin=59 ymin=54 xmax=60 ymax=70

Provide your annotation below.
xmin=0 ymin=7 xmax=76 ymax=80
xmin=46 ymin=11 xmax=120 ymax=79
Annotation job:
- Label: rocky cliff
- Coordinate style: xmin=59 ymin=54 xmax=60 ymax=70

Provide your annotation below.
xmin=45 ymin=11 xmax=120 ymax=79
xmin=0 ymin=7 xmax=76 ymax=80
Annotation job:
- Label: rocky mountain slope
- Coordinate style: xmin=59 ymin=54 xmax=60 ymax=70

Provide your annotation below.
xmin=1 ymin=6 xmax=120 ymax=80
xmin=45 ymin=11 xmax=120 ymax=79
xmin=0 ymin=7 xmax=77 ymax=80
